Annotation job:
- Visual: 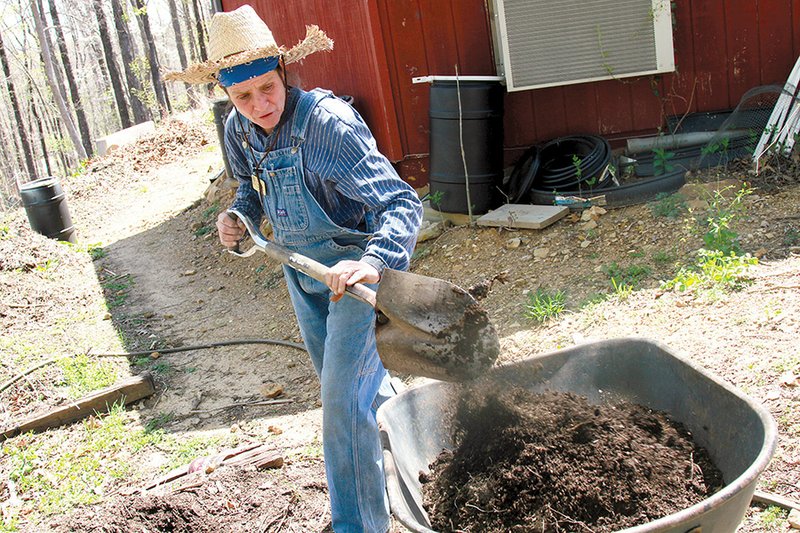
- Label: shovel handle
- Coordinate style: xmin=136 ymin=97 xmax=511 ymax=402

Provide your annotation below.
xmin=226 ymin=209 xmax=377 ymax=308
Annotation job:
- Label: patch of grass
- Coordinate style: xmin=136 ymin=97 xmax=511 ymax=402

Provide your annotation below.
xmin=758 ymin=505 xmax=787 ymax=529
xmin=784 ymin=227 xmax=800 ymax=246
xmin=524 ymin=289 xmax=566 ymax=323
xmin=649 ymin=192 xmax=686 ymax=218
xmin=57 ymin=354 xmax=119 ymax=398
xmin=2 ymin=403 xmax=160 ymax=520
xmin=101 ymin=274 xmax=133 ymax=308
xmin=1 ymin=224 xmax=11 ymax=239
xmin=150 ymin=361 xmax=172 ymax=375
xmin=652 ymin=249 xmax=675 ymax=264
xmin=603 ymin=262 xmax=651 ymax=290
xmin=144 ymin=412 xmax=175 ymax=433
xmin=87 ymin=243 xmax=106 ymax=260
xmin=661 ymin=249 xmax=757 ymax=297
xmin=157 ymin=434 xmax=227 ymax=472
xmin=610 ymin=278 xmax=634 ymax=301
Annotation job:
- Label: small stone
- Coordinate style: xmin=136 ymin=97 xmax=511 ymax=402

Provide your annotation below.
xmin=102 ymin=312 xmax=112 ymax=320
xmin=581 ymin=220 xmax=598 ymax=231
xmin=506 ymin=237 xmax=522 ymax=249
xmin=150 ymin=352 xmax=161 ymax=359
xmin=580 ymin=240 xmax=591 ymax=248
xmin=754 ymin=248 xmax=768 ymax=258
xmin=766 ymin=232 xmax=776 ymax=239
xmin=789 ymin=508 xmax=800 ymax=528
xmin=183 ymin=269 xmax=197 ymax=276
xmin=230 ymin=424 xmax=240 ymax=433
xmin=143 ymin=311 xmax=155 ymax=319
xmin=534 ymin=248 xmax=549 ymax=259
xmin=260 ymin=383 xmax=284 ymax=399
xmin=268 ymin=425 xmax=283 ymax=435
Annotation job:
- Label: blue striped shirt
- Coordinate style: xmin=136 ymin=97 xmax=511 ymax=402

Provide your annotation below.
xmin=224 ymin=87 xmax=422 ymax=273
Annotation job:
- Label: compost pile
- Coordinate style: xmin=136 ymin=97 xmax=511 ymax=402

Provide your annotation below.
xmin=421 ymin=388 xmax=724 ymax=532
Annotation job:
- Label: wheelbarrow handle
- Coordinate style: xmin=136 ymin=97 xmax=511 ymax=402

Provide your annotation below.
xmin=225 ymin=209 xmax=377 ymax=308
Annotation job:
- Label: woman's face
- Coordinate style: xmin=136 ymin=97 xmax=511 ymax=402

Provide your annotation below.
xmin=227 ymin=69 xmax=286 ymax=133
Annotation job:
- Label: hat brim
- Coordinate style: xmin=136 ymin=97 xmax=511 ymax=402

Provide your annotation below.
xmin=164 ymin=25 xmax=333 ymax=84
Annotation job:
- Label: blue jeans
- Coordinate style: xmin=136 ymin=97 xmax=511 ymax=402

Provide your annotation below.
xmin=285 ymin=264 xmax=394 ymax=533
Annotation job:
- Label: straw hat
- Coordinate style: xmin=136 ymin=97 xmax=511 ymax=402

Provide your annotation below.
xmin=164 ymin=5 xmax=333 ymax=84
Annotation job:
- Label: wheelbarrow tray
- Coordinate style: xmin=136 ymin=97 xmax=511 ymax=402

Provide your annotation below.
xmin=377 ymin=337 xmax=777 ymax=533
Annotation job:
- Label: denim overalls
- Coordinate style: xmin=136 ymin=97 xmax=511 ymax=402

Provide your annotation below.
xmin=246 ymin=89 xmax=393 ymax=533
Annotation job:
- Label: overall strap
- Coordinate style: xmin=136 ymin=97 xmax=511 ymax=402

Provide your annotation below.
xmin=290 ymin=89 xmax=333 ymax=147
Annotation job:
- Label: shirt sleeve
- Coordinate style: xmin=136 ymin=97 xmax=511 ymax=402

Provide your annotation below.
xmin=312 ymin=102 xmax=423 ymax=273
xmin=223 ymin=110 xmax=263 ymax=226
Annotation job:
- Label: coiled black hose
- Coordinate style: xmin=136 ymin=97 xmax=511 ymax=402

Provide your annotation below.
xmin=534 ymin=135 xmax=613 ymax=191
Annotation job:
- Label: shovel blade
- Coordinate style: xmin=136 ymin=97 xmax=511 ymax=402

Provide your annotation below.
xmin=375 ymin=269 xmax=500 ymax=382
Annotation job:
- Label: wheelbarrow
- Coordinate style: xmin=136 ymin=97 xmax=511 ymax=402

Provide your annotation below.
xmin=225 ymin=209 xmax=500 ymax=382
xmin=377 ymin=337 xmax=777 ymax=532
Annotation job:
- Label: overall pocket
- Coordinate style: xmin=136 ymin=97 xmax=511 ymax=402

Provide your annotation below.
xmin=262 ymin=165 xmax=310 ymax=232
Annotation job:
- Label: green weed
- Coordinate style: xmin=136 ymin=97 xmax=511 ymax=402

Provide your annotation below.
xmin=652 ymin=250 xmax=675 ymax=264
xmin=649 ymin=192 xmax=686 ymax=218
xmin=102 ymin=274 xmax=133 ymax=308
xmin=57 ymin=354 xmax=119 ymax=398
xmin=524 ymin=289 xmax=566 ymax=323
xmin=661 ymin=249 xmax=757 ymax=296
xmin=699 ymin=184 xmax=752 ymax=255
xmin=603 ymin=262 xmax=651 ymax=290
xmin=144 ymin=412 xmax=175 ymax=433
xmin=759 ymin=505 xmax=786 ymax=529
xmin=610 ymin=278 xmax=634 ymax=301
xmin=652 ymin=148 xmax=675 ymax=175
xmin=784 ymin=227 xmax=800 ymax=246
xmin=0 ymin=224 xmax=10 ymax=239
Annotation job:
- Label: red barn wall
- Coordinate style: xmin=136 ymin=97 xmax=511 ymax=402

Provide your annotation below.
xmin=223 ymin=0 xmax=800 ymax=186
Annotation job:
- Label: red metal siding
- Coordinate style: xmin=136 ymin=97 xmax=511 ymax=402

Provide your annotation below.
xmin=224 ymin=1 xmax=800 ymax=185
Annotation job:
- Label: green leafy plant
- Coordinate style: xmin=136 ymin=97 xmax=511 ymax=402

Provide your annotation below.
xmin=652 ymin=148 xmax=675 ymax=175
xmin=429 ymin=190 xmax=445 ymax=210
xmin=603 ymin=262 xmax=651 ymax=290
xmin=524 ymin=289 xmax=566 ymax=323
xmin=649 ymin=192 xmax=686 ymax=218
xmin=661 ymin=249 xmax=757 ymax=296
xmin=700 ymin=184 xmax=751 ymax=255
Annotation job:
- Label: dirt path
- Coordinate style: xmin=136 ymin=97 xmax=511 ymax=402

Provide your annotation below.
xmin=3 ymin=114 xmax=799 ymax=532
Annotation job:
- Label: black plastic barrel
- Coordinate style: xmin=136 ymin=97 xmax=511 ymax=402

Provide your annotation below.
xmin=19 ymin=177 xmax=76 ymax=243
xmin=211 ymin=97 xmax=234 ymax=180
xmin=429 ymin=80 xmax=504 ymax=215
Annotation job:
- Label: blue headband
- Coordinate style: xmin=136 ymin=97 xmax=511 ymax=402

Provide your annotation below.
xmin=217 ymin=56 xmax=280 ymax=87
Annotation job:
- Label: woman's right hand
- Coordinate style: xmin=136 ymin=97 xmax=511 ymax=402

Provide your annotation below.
xmin=216 ymin=211 xmax=246 ymax=248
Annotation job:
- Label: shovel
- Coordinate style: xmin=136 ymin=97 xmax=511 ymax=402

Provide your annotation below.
xmin=226 ymin=209 xmax=500 ymax=382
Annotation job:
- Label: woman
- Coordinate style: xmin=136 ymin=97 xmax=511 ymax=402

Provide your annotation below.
xmin=165 ymin=6 xmax=422 ymax=532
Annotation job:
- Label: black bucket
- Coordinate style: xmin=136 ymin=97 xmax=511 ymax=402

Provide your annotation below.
xmin=19 ymin=177 xmax=76 ymax=243
xmin=211 ymin=97 xmax=234 ymax=180
xmin=429 ymin=80 xmax=504 ymax=215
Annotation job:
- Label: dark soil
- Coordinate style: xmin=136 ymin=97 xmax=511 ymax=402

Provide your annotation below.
xmin=50 ymin=460 xmax=331 ymax=533
xmin=421 ymin=388 xmax=724 ymax=532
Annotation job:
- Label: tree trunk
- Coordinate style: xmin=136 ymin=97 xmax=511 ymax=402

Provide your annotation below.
xmin=167 ymin=0 xmax=194 ymax=104
xmin=47 ymin=0 xmax=93 ymax=157
xmin=109 ymin=0 xmax=150 ymax=124
xmin=181 ymin=0 xmax=198 ymax=63
xmin=91 ymin=0 xmax=132 ymax=129
xmin=31 ymin=0 xmax=86 ymax=161
xmin=0 ymin=28 xmax=38 ymax=179
xmin=30 ymin=98 xmax=52 ymax=176
xmin=190 ymin=0 xmax=208 ymax=61
xmin=130 ymin=0 xmax=171 ymax=116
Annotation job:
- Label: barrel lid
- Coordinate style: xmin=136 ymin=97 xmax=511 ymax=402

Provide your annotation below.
xmin=19 ymin=177 xmax=60 ymax=191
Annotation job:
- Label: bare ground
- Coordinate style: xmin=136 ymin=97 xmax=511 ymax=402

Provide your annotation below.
xmin=1 ymin=113 xmax=799 ymax=532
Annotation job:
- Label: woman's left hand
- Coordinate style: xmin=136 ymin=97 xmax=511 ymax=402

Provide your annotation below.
xmin=325 ymin=260 xmax=380 ymax=302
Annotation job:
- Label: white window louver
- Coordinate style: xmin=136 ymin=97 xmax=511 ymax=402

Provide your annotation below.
xmin=490 ymin=0 xmax=676 ymax=91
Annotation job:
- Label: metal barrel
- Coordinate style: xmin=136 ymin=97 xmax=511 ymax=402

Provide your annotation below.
xmin=428 ymin=80 xmax=504 ymax=215
xmin=19 ymin=177 xmax=76 ymax=243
